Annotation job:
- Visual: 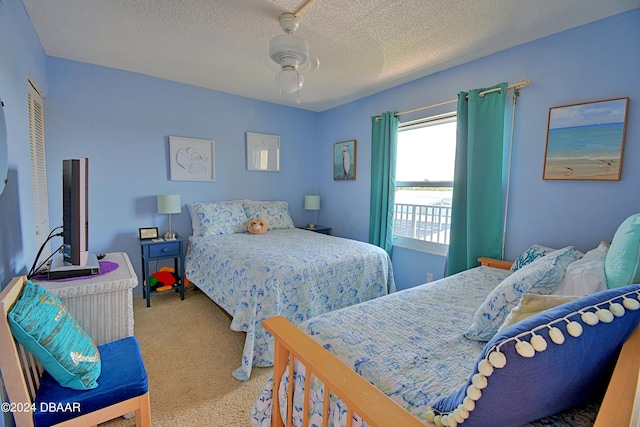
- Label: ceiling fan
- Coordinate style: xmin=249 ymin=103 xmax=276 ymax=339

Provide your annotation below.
xmin=268 ymin=0 xmax=319 ymax=102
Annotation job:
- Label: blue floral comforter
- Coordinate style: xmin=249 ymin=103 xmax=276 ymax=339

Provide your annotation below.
xmin=185 ymin=228 xmax=395 ymax=381
xmin=250 ymin=266 xmax=600 ymax=426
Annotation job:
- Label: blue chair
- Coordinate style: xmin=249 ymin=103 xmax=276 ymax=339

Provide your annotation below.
xmin=0 ymin=276 xmax=151 ymax=426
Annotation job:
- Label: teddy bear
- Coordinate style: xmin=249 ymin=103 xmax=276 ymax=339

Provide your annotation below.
xmin=248 ymin=218 xmax=268 ymax=235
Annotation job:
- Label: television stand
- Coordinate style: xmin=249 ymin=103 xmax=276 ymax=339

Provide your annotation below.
xmin=48 ymin=253 xmax=100 ymax=279
xmin=33 ymin=252 xmax=137 ymax=345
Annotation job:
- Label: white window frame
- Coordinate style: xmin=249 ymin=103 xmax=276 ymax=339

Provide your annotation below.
xmin=393 ymin=112 xmax=456 ymax=256
xmin=28 ymin=76 xmax=51 ymax=256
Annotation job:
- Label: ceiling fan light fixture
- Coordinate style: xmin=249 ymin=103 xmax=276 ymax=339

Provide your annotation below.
xmin=268 ymin=12 xmax=316 ymax=100
xmin=276 ymin=66 xmax=303 ymax=94
xmin=269 ymin=34 xmax=309 ymax=67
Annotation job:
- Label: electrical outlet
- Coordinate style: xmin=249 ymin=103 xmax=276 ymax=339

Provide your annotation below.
xmin=426 ymin=272 xmax=434 ymax=282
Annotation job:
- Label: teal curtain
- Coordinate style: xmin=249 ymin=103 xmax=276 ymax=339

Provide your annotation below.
xmin=369 ymin=112 xmax=398 ymax=255
xmin=447 ymin=83 xmax=507 ymax=275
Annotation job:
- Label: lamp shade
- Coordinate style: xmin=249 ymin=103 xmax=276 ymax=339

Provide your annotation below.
xmin=157 ymin=194 xmax=181 ymax=214
xmin=276 ymin=67 xmax=304 ymax=93
xmin=304 ymin=195 xmax=320 ymax=211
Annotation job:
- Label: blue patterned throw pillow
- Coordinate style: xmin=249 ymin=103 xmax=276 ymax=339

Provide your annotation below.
xmin=465 ymin=246 xmax=575 ymax=341
xmin=509 ymin=244 xmax=557 ymax=272
xmin=429 ymin=284 xmax=640 ymax=427
xmin=193 ymin=201 xmax=248 ymax=235
xmin=244 ymin=201 xmax=295 ymax=230
xmin=8 ymin=280 xmax=101 ymax=390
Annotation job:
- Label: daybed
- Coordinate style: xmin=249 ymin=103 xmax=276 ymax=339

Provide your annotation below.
xmin=251 ymin=213 xmax=640 ymax=426
xmin=184 ymin=200 xmax=395 ymax=380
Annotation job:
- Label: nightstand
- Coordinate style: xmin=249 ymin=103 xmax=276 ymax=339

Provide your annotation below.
xmin=298 ymin=225 xmax=332 ymax=235
xmin=140 ymin=236 xmax=185 ymax=307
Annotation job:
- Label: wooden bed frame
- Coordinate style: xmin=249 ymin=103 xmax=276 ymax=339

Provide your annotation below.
xmin=263 ymin=258 xmax=640 ymax=427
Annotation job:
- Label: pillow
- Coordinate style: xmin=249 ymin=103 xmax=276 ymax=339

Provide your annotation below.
xmin=186 ymin=202 xmax=202 ymax=236
xmin=428 ymin=284 xmax=640 ymax=427
xmin=510 ymin=244 xmax=584 ymax=272
xmin=8 ymin=280 xmax=101 ymax=390
xmin=192 ymin=201 xmax=248 ymax=235
xmin=498 ymin=294 xmax=578 ymax=332
xmin=465 ymin=246 xmax=575 ymax=341
xmin=509 ymin=244 xmax=557 ymax=272
xmin=244 ymin=201 xmax=295 ymax=230
xmin=551 ymin=242 xmax=608 ymax=296
xmin=605 ymin=213 xmax=640 ymax=289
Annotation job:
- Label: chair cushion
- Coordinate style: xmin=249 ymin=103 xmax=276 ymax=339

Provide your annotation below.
xmin=428 ymin=284 xmax=640 ymax=427
xmin=8 ymin=280 xmax=101 ymax=390
xmin=34 ymin=336 xmax=148 ymax=427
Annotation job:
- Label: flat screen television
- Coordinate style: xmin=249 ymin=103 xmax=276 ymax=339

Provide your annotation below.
xmin=62 ymin=157 xmax=89 ymax=265
xmin=48 ymin=157 xmax=99 ymax=279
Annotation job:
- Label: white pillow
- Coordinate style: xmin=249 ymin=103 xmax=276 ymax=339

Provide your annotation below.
xmin=551 ymin=242 xmax=608 ymax=296
xmin=186 ymin=202 xmax=202 ymax=236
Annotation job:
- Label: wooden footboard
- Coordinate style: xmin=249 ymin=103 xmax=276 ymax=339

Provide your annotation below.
xmin=264 ymin=315 xmax=640 ymax=427
xmin=263 ymin=315 xmax=424 ymax=427
xmin=594 ymin=326 xmax=640 ymax=427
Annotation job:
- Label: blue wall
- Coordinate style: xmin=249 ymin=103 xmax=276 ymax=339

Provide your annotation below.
xmin=1 ymin=1 xmax=639 ymax=423
xmin=1 ymin=3 xmax=639 ymax=295
xmin=0 ymin=0 xmax=47 ymax=287
xmin=317 ymin=10 xmax=640 ymax=289
xmin=43 ymin=58 xmax=319 ymax=292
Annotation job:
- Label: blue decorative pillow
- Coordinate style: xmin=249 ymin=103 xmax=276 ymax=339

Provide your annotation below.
xmin=8 ymin=280 xmax=101 ymax=390
xmin=244 ymin=201 xmax=295 ymax=230
xmin=605 ymin=213 xmax=640 ymax=289
xmin=465 ymin=246 xmax=575 ymax=341
xmin=193 ymin=201 xmax=248 ymax=235
xmin=509 ymin=244 xmax=556 ymax=272
xmin=428 ymin=284 xmax=640 ymax=427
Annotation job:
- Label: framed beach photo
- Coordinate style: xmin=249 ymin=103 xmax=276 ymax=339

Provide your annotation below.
xmin=333 ymin=140 xmax=356 ymax=180
xmin=543 ymin=98 xmax=629 ymax=181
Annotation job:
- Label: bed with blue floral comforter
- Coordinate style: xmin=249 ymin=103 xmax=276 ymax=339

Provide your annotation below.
xmin=185 ymin=228 xmax=395 ymax=381
xmin=250 ymin=265 xmax=600 ymax=426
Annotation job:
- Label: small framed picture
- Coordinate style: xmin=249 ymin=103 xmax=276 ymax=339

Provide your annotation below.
xmin=139 ymin=227 xmax=159 ymax=240
xmin=169 ymin=136 xmax=215 ymax=181
xmin=246 ymin=132 xmax=281 ymax=172
xmin=333 ymin=140 xmax=356 ymax=180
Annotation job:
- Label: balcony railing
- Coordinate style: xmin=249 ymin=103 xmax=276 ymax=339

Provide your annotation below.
xmin=393 ymin=203 xmax=452 ymax=244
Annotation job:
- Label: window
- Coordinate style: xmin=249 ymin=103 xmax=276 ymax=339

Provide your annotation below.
xmin=28 ymin=77 xmax=51 ymax=255
xmin=394 ymin=112 xmax=456 ymax=252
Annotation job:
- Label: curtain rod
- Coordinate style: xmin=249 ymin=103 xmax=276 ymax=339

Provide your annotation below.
xmin=376 ymin=79 xmax=531 ymax=120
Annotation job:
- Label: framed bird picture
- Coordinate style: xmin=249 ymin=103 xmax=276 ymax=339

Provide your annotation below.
xmin=333 ymin=140 xmax=356 ymax=181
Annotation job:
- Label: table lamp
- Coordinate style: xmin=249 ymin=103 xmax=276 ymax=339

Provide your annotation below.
xmin=304 ymin=195 xmax=320 ymax=229
xmin=157 ymin=194 xmax=181 ymax=240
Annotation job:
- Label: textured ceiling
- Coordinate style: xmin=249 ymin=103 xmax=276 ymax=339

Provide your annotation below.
xmin=22 ymin=0 xmax=640 ymax=111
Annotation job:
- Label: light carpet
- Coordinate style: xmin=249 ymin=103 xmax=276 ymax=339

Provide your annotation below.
xmin=100 ymin=289 xmax=272 ymax=427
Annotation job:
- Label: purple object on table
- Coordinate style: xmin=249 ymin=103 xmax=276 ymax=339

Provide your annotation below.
xmin=34 ymin=261 xmax=119 ymax=282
